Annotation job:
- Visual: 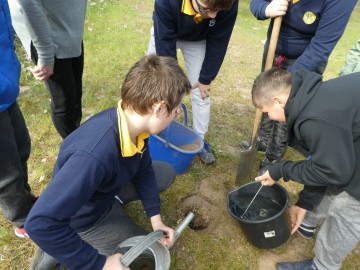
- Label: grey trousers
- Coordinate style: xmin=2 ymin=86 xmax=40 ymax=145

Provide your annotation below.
xmin=148 ymin=27 xmax=209 ymax=139
xmin=303 ymin=187 xmax=360 ymax=270
xmin=30 ymin=161 xmax=176 ymax=270
xmin=0 ymin=102 xmax=33 ymax=228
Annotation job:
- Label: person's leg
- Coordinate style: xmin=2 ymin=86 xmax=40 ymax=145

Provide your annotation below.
xmin=117 ymin=161 xmax=176 ymax=204
xmin=313 ymin=190 xmax=360 ymax=270
xmin=30 ymin=44 xmax=83 ymax=138
xmin=0 ymin=102 xmax=33 ymax=228
xmin=70 ymin=42 xmax=84 ymax=130
xmin=29 ymin=200 xmax=147 ymax=270
xmin=146 ymin=27 xmax=156 ymax=55
xmin=177 ymin=40 xmax=208 ymax=139
xmin=264 ymin=121 xmax=287 ymax=162
xmin=79 ymin=200 xmax=148 ymax=256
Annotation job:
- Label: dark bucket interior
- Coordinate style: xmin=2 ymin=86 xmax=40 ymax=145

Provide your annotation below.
xmin=227 ymin=182 xmax=291 ymax=248
xmin=228 ymin=182 xmax=286 ymax=222
xmin=115 ymin=247 xmax=156 ymax=270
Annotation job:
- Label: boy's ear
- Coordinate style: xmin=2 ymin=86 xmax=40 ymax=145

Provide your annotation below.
xmin=152 ymin=101 xmax=166 ymax=116
xmin=273 ymin=97 xmax=286 ymax=109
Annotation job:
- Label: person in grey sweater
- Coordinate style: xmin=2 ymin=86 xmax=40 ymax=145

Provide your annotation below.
xmin=9 ymin=0 xmax=88 ymax=138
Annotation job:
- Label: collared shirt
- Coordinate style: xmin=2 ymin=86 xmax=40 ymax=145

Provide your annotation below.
xmin=117 ymin=100 xmax=149 ymax=157
xmin=181 ymin=0 xmax=203 ymax=23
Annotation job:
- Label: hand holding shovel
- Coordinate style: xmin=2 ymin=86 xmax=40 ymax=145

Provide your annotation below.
xmin=235 ymin=16 xmax=283 ymax=186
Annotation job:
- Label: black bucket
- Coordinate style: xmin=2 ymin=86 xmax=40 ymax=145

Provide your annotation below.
xmin=227 ymin=182 xmax=291 ymax=249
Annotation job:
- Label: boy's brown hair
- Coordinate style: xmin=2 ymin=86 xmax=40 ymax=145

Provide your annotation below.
xmin=121 ymin=54 xmax=191 ymax=115
xmin=252 ymin=67 xmax=292 ymax=108
xmin=204 ymin=0 xmax=234 ymax=11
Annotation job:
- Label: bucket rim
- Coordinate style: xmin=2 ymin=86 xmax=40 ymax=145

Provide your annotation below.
xmin=150 ymin=121 xmax=204 ymax=154
xmin=226 ymin=181 xmax=289 ymax=224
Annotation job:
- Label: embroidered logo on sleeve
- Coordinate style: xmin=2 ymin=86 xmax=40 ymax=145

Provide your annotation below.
xmin=303 ymin=11 xmax=316 ymax=24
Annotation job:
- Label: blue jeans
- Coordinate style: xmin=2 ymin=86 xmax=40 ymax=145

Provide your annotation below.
xmin=0 ymin=102 xmax=33 ymax=227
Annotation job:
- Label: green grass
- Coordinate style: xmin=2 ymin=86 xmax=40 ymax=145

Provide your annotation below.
xmin=2 ymin=0 xmax=359 ymax=269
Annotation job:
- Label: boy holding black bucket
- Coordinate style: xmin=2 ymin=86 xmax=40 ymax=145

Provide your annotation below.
xmin=24 ymin=55 xmax=191 ymax=270
xmin=253 ymin=68 xmax=360 ymax=270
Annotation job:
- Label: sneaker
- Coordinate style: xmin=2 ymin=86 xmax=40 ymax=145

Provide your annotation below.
xmin=258 ymin=157 xmax=278 ymax=176
xmin=240 ymin=138 xmax=267 ymax=153
xmin=276 ymin=259 xmax=318 ymax=270
xmin=14 ymin=227 xmax=29 ymax=238
xmin=297 ymin=223 xmax=316 ymax=239
xmin=199 ymin=141 xmax=215 ymax=164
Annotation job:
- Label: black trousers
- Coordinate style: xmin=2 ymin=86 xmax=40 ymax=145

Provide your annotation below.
xmin=0 ymin=102 xmax=33 ymax=227
xmin=31 ymin=43 xmax=84 ymax=139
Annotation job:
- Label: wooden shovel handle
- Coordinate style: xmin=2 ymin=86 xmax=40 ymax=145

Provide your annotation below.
xmin=251 ymin=16 xmax=283 ymax=144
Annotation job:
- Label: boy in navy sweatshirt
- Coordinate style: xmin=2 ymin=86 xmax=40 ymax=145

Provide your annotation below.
xmin=25 ymin=55 xmax=191 ymax=270
xmin=148 ymin=0 xmax=238 ymax=164
xmin=254 ymin=68 xmax=360 ymax=270
xmin=247 ymin=0 xmax=357 ymax=173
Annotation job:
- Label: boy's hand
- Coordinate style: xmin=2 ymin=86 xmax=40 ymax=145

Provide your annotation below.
xmin=288 ymin=205 xmax=307 ymax=234
xmin=255 ymin=170 xmax=276 ymax=186
xmin=102 ymin=254 xmax=130 ymax=270
xmin=265 ymin=0 xmax=289 ymax=18
xmin=192 ymin=81 xmax=211 ymax=100
xmin=31 ymin=64 xmax=54 ymax=81
xmin=150 ymin=214 xmax=175 ymax=248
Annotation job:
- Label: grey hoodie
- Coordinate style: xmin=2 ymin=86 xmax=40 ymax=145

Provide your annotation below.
xmin=10 ymin=0 xmax=87 ymax=66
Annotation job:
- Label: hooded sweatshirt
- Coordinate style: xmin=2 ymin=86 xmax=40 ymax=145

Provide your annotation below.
xmin=269 ymin=70 xmax=360 ymax=209
xmin=0 ymin=0 xmax=21 ymax=112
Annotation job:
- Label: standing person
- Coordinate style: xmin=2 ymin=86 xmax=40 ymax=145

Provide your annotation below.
xmin=253 ymin=68 xmax=360 ymax=270
xmin=9 ymin=0 xmax=88 ymax=139
xmin=0 ymin=0 xmax=35 ymax=238
xmin=25 ymin=55 xmax=191 ymax=270
xmin=244 ymin=0 xmax=357 ymax=172
xmin=339 ymin=39 xmax=360 ymax=76
xmin=147 ymin=0 xmax=239 ymax=164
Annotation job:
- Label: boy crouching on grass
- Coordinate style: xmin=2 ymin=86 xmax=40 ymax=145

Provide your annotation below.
xmin=25 ymin=55 xmax=191 ymax=270
xmin=253 ymin=68 xmax=360 ymax=270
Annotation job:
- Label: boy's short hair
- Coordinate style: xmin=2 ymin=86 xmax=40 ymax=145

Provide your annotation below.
xmin=205 ymin=0 xmax=234 ymax=11
xmin=121 ymin=54 xmax=191 ymax=115
xmin=252 ymin=67 xmax=292 ymax=108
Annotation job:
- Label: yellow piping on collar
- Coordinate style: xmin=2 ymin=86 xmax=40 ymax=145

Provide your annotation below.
xmin=182 ymin=0 xmax=203 ymax=23
xmin=117 ymin=100 xmax=149 ymax=157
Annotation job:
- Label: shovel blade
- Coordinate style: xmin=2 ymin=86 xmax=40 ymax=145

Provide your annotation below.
xmin=235 ymin=146 xmax=258 ymax=186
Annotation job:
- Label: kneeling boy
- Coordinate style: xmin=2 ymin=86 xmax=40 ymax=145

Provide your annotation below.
xmin=25 ymin=55 xmax=191 ymax=270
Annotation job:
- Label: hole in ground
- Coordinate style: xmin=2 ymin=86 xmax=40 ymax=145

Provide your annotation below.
xmin=180 ymin=194 xmax=218 ymax=231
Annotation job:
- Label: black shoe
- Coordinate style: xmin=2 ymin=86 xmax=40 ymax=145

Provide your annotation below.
xmin=258 ymin=157 xmax=278 ymax=176
xmin=240 ymin=138 xmax=267 ymax=153
xmin=297 ymin=224 xmax=316 ymax=239
xmin=276 ymin=259 xmax=318 ymax=270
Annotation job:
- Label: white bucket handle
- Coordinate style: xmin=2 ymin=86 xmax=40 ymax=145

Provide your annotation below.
xmin=164 ymin=103 xmax=188 ymax=148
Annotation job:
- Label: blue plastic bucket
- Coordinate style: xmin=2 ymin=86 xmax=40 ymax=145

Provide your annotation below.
xmin=149 ymin=104 xmax=204 ymax=174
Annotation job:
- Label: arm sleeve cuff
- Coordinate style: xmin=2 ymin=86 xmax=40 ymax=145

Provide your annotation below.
xmin=268 ymin=164 xmax=282 ymax=181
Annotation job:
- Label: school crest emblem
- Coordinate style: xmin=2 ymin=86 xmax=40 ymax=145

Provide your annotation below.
xmin=209 ymin=19 xmax=216 ymax=27
xmin=303 ymin=11 xmax=316 ymax=24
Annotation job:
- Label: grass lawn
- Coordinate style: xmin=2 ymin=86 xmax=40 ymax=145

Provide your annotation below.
xmin=1 ymin=0 xmax=359 ymax=269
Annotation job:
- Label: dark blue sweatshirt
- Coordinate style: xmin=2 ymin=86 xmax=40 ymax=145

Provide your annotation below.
xmin=25 ymin=108 xmax=160 ymax=270
xmin=0 ymin=0 xmax=21 ymax=112
xmin=250 ymin=0 xmax=357 ymax=72
xmin=152 ymin=0 xmax=238 ymax=85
